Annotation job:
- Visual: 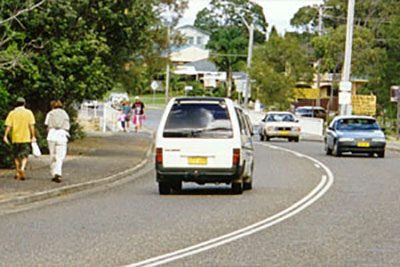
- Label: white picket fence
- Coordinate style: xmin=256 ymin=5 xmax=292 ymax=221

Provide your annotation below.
xmin=100 ymin=102 xmax=121 ymax=132
xmin=79 ymin=102 xmax=121 ymax=132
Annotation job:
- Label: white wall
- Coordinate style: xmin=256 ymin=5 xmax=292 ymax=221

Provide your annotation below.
xmin=299 ymin=117 xmax=324 ymax=136
xmin=178 ymin=27 xmax=210 ymax=48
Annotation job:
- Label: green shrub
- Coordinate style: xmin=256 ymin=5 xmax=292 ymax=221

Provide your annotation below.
xmin=0 ymin=84 xmax=12 ymax=168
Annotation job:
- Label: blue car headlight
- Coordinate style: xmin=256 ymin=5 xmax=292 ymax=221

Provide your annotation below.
xmin=372 ymin=137 xmax=386 ymax=142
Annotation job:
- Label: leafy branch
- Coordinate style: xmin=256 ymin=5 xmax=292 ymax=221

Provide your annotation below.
xmin=0 ymin=0 xmax=46 ymax=26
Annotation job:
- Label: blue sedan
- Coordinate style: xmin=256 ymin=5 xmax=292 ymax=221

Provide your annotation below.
xmin=325 ymin=115 xmax=386 ymax=158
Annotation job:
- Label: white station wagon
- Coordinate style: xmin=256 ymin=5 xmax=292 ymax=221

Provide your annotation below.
xmin=259 ymin=111 xmax=301 ymax=142
xmin=155 ymin=97 xmax=254 ymax=195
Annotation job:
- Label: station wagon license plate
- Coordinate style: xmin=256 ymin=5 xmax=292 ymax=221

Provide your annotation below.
xmin=279 ymin=131 xmax=289 ymax=136
xmin=188 ymin=157 xmax=208 ymax=165
xmin=357 ymin=142 xmax=370 ymax=147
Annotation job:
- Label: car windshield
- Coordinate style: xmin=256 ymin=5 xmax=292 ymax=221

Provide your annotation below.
xmin=295 ymin=108 xmax=311 ymax=114
xmin=265 ymin=113 xmax=295 ymax=122
xmin=336 ymin=118 xmax=380 ymax=131
xmin=163 ymin=102 xmax=233 ymax=138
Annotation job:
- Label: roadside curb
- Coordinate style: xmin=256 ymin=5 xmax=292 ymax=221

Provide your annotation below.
xmin=0 ymin=134 xmax=155 ymax=210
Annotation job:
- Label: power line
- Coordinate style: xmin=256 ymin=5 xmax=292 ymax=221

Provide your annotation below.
xmin=210 ymin=53 xmax=248 ymax=58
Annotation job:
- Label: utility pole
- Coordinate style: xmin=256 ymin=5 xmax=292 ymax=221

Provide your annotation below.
xmin=316 ymin=5 xmax=334 ymax=107
xmin=242 ymin=18 xmax=254 ymax=109
xmin=165 ymin=24 xmax=170 ymax=104
xmin=397 ymin=99 xmax=400 ymax=140
xmin=339 ymin=0 xmax=355 ymax=116
xmin=315 ymin=5 xmax=323 ymax=107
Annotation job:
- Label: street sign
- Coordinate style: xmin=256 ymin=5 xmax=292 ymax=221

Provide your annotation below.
xmin=184 ymin=85 xmax=193 ymax=91
xmin=339 ymin=81 xmax=352 ymax=92
xmin=390 ymin=85 xmax=400 ymax=102
xmin=151 ymin=81 xmax=159 ymax=91
xmin=235 ymin=80 xmax=246 ymax=93
xmin=352 ymin=95 xmax=376 ymax=116
xmin=339 ymin=92 xmax=352 ymax=105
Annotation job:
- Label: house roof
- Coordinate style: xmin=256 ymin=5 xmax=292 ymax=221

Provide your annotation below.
xmin=233 ymin=72 xmax=248 ymax=80
xmin=176 ymin=25 xmax=211 ymax=37
xmin=183 ymin=59 xmax=217 ymax=72
xmin=170 ymin=46 xmax=210 ymax=63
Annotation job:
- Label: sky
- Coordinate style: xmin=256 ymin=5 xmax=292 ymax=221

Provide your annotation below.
xmin=178 ymin=0 xmax=323 ymax=34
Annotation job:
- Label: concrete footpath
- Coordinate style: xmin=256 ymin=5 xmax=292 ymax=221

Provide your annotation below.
xmin=0 ymin=131 xmax=153 ymax=209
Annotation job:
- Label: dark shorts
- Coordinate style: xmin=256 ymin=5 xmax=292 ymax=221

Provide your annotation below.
xmin=12 ymin=143 xmax=31 ymax=159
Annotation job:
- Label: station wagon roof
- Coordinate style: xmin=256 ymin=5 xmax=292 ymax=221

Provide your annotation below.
xmin=295 ymin=106 xmax=325 ymax=110
xmin=333 ymin=115 xmax=376 ymax=121
xmin=173 ymin=97 xmax=227 ymax=102
xmin=266 ymin=111 xmax=294 ymax=115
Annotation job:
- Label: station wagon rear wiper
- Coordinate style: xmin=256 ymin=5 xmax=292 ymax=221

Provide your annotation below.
xmin=163 ymin=129 xmax=194 ymax=137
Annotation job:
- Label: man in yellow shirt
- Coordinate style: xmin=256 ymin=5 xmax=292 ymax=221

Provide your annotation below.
xmin=3 ymin=97 xmax=36 ymax=180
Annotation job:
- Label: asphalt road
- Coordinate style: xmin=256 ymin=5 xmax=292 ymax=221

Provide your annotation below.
xmin=1 ymin=111 xmax=399 ymax=266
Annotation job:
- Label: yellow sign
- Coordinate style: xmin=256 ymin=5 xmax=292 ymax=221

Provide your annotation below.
xmin=352 ymin=95 xmax=376 ymax=116
xmin=293 ymin=88 xmax=320 ymax=100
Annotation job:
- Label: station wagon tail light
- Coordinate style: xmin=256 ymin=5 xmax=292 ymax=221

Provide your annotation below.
xmin=293 ymin=126 xmax=301 ymax=132
xmin=156 ymin=148 xmax=163 ymax=164
xmin=232 ymin=149 xmax=240 ymax=166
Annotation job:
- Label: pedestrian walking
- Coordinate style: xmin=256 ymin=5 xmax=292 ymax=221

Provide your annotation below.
xmin=132 ymin=96 xmax=145 ymax=132
xmin=3 ymin=97 xmax=36 ymax=180
xmin=122 ymin=100 xmax=132 ymax=131
xmin=118 ymin=111 xmax=127 ymax=132
xmin=45 ymin=100 xmax=70 ymax=183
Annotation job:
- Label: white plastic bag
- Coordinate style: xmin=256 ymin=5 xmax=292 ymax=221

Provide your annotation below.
xmin=31 ymin=142 xmax=42 ymax=157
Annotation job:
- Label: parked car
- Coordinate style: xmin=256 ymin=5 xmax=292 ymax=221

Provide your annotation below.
xmin=155 ymin=97 xmax=254 ymax=195
xmin=107 ymin=92 xmax=129 ymax=110
xmin=295 ymin=106 xmax=326 ymax=120
xmin=324 ymin=115 xmax=386 ymax=157
xmin=259 ymin=112 xmax=301 ymax=142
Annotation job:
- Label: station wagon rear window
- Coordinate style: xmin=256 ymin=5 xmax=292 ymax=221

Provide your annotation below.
xmin=163 ymin=102 xmax=233 ymax=138
xmin=266 ymin=113 xmax=295 ymax=122
xmin=336 ymin=118 xmax=380 ymax=131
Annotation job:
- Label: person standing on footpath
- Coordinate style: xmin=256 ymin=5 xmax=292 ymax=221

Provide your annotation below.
xmin=121 ymin=100 xmax=132 ymax=132
xmin=132 ymin=96 xmax=145 ymax=132
xmin=45 ymin=100 xmax=70 ymax=183
xmin=3 ymin=97 xmax=36 ymax=180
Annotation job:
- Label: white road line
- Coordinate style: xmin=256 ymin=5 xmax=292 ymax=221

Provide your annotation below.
xmin=314 ymin=164 xmax=321 ymax=169
xmin=126 ymin=143 xmax=335 ymax=267
xmin=294 ymin=152 xmax=304 ymax=158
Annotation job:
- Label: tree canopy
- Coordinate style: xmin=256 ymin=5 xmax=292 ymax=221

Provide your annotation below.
xmin=251 ymin=34 xmax=314 ymax=109
xmin=194 ymin=0 xmax=268 ymax=98
xmin=289 ymin=0 xmax=400 ymax=117
xmin=194 ymin=0 xmax=267 ymax=38
xmin=0 ymin=0 xmax=187 ymax=167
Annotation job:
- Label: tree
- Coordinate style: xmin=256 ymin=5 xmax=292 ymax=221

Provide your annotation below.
xmin=193 ymin=0 xmax=268 ymax=98
xmin=0 ymin=0 xmax=187 ymax=167
xmin=290 ymin=5 xmax=319 ymax=33
xmin=207 ymin=27 xmax=248 ymax=97
xmin=250 ymin=34 xmax=314 ymax=109
xmin=194 ymin=0 xmax=268 ymax=44
xmin=289 ymin=0 xmax=400 ymax=120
